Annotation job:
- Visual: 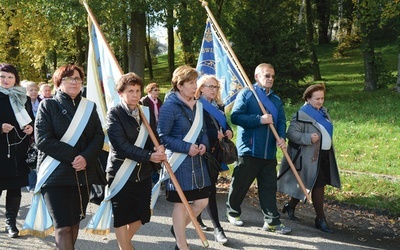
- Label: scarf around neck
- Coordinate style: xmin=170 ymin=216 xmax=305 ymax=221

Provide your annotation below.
xmin=148 ymin=94 xmax=159 ymax=122
xmin=0 ymin=86 xmax=32 ymax=128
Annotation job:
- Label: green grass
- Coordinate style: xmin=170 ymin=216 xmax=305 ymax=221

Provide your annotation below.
xmin=145 ymin=42 xmax=400 ymax=217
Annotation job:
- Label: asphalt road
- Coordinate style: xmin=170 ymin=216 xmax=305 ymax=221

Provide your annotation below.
xmin=0 ymin=188 xmax=398 ymax=250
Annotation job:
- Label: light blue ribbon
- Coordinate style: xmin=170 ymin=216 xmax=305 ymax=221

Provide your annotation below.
xmin=150 ymin=102 xmax=203 ymax=209
xmin=85 ymin=106 xmax=149 ymax=234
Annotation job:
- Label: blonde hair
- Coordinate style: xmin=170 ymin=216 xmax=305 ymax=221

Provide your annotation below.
xmin=171 ymin=65 xmax=198 ymax=92
xmin=195 ymin=75 xmax=223 ymax=106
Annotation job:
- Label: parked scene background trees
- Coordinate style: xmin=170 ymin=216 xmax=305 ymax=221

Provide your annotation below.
xmin=0 ymin=0 xmax=399 ymax=94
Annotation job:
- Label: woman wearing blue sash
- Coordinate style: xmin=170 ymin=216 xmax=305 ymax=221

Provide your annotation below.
xmin=194 ymin=75 xmax=232 ymax=244
xmin=277 ymin=84 xmax=341 ymax=233
xmin=106 ymin=73 xmax=166 ymax=250
xmin=158 ymin=66 xmax=211 ymax=250
xmin=35 ymin=65 xmax=104 ymax=249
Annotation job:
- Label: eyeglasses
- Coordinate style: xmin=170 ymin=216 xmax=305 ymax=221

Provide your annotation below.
xmin=263 ymin=74 xmax=276 ymax=80
xmin=152 ymin=89 xmax=160 ymax=92
xmin=204 ymin=85 xmax=220 ymax=90
xmin=62 ymin=77 xmax=83 ymax=84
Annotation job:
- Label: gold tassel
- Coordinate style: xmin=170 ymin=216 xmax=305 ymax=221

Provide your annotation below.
xmin=84 ymin=228 xmax=110 ymax=235
xmin=19 ymin=227 xmax=54 ymax=238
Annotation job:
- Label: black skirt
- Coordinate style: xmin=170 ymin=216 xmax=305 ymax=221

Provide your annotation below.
xmin=0 ymin=176 xmax=29 ymax=190
xmin=110 ymin=177 xmax=152 ymax=228
xmin=314 ymin=150 xmax=332 ymax=188
xmin=166 ymin=186 xmax=211 ymax=203
xmin=41 ymin=185 xmax=89 ymax=228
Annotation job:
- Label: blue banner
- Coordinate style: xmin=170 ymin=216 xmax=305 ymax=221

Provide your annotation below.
xmin=196 ymin=20 xmax=245 ymax=108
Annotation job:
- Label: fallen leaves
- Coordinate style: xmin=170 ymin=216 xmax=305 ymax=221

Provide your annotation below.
xmin=215 ymin=175 xmax=400 ymax=239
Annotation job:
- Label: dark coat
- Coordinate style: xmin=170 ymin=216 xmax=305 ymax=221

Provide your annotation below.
xmin=105 ymin=103 xmax=155 ymax=182
xmin=35 ymin=91 xmax=104 ymax=187
xmin=277 ymin=108 xmax=341 ymax=201
xmin=0 ymin=93 xmax=34 ymax=189
xmin=140 ymin=95 xmax=163 ymax=132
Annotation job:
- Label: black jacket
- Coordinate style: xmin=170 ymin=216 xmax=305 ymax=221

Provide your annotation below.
xmin=35 ymin=91 xmax=104 ymax=187
xmin=106 ymin=103 xmax=156 ymax=182
xmin=0 ymin=93 xmax=33 ymax=184
xmin=140 ymin=95 xmax=163 ymax=132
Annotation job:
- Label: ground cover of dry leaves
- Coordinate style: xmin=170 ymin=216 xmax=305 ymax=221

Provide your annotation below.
xmin=216 ymin=175 xmax=399 ymax=244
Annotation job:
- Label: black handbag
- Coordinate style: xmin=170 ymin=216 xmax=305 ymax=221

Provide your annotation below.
xmin=208 ymin=115 xmax=238 ymax=165
xmin=25 ymin=137 xmax=38 ymax=169
xmin=204 ymin=152 xmax=221 ymax=183
xmin=89 ymin=150 xmax=108 ymax=205
xmin=215 ymin=137 xmax=238 ymax=165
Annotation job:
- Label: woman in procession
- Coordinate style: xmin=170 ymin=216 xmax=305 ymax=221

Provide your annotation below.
xmin=277 ymin=83 xmax=341 ymax=233
xmin=194 ymin=75 xmax=233 ymax=244
xmin=24 ymin=80 xmax=41 ymax=192
xmin=106 ymin=72 xmax=166 ymax=250
xmin=0 ymin=63 xmax=34 ymax=238
xmin=157 ymin=65 xmax=211 ymax=250
xmin=34 ymin=64 xmax=104 ymax=249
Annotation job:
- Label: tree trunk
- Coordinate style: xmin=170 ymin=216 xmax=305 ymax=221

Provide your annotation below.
xmin=146 ymin=16 xmax=154 ymax=80
xmin=215 ymin=0 xmax=224 ymax=18
xmin=306 ymin=0 xmax=322 ymax=80
xmin=178 ymin=1 xmax=196 ymax=67
xmin=76 ymin=26 xmax=85 ymax=67
xmin=166 ymin=7 xmax=175 ymax=79
xmin=129 ymin=11 xmax=146 ymax=78
xmin=51 ymin=50 xmax=57 ymax=72
xmin=315 ymin=0 xmax=330 ymax=44
xmin=397 ymin=53 xmax=400 ymax=93
xmin=6 ymin=17 xmax=19 ymax=64
xmin=40 ymin=59 xmax=47 ymax=81
xmin=121 ymin=21 xmax=129 ymax=73
xmin=298 ymin=0 xmax=306 ymax=24
xmin=361 ymin=22 xmax=377 ymax=91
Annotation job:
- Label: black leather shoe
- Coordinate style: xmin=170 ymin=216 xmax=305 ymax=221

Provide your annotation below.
xmin=170 ymin=226 xmax=176 ymax=239
xmin=198 ymin=221 xmax=210 ymax=231
xmin=6 ymin=224 xmax=19 ymax=238
xmin=315 ymin=217 xmax=333 ymax=233
xmin=214 ymin=227 xmax=228 ymax=244
xmin=282 ymin=203 xmax=299 ymax=221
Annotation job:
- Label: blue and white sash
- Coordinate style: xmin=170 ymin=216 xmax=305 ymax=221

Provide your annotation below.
xmin=150 ymin=102 xmax=203 ymax=209
xmin=198 ymin=98 xmax=229 ymax=171
xmin=300 ymin=104 xmax=333 ymax=137
xmin=198 ymin=98 xmax=227 ymax=130
xmin=20 ymin=98 xmax=94 ymax=237
xmin=85 ymin=106 xmax=149 ymax=235
xmin=254 ymin=84 xmax=278 ymax=126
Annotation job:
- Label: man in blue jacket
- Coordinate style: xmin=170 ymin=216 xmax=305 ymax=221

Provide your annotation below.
xmin=226 ymin=63 xmax=291 ymax=234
